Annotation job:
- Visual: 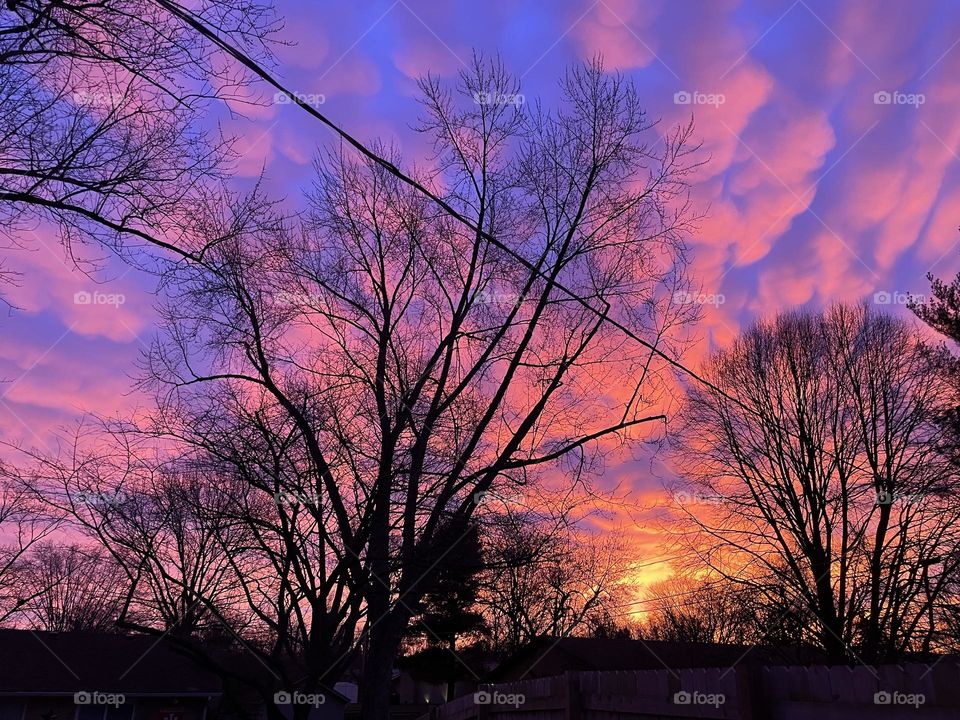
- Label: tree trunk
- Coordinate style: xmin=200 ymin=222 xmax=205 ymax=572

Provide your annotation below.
xmin=292 ymin=702 xmax=311 ymax=720
xmin=811 ymin=556 xmax=847 ymax=663
xmin=264 ymin=693 xmax=287 ymax=720
xmin=359 ymin=615 xmax=404 ymax=720
xmin=864 ymin=502 xmax=892 ymax=661
xmin=820 ymin=625 xmax=848 ymax=664
xmin=446 ymin=637 xmax=456 ymax=702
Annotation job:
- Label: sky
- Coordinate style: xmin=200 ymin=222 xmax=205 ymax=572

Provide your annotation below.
xmin=4 ymin=0 xmax=960 ymax=588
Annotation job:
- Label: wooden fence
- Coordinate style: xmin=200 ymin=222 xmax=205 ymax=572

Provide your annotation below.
xmin=424 ymin=663 xmax=960 ymax=719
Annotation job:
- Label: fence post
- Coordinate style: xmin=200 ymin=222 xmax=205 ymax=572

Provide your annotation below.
xmin=733 ymin=666 xmax=761 ymax=720
xmin=564 ymin=672 xmax=581 ymax=720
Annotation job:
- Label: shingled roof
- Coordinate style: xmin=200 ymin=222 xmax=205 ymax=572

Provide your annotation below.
xmin=488 ymin=636 xmax=825 ymax=681
xmin=0 ymin=629 xmax=224 ymax=696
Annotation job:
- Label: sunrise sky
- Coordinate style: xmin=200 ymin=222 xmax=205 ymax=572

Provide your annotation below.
xmin=4 ymin=0 xmax=960 ymax=589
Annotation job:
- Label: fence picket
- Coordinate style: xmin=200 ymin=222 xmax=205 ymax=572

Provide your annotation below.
xmin=429 ymin=663 xmax=960 ymax=720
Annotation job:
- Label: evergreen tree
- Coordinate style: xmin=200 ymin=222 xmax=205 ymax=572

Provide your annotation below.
xmin=403 ymin=517 xmax=488 ymax=701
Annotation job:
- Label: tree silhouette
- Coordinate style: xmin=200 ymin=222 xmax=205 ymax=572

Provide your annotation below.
xmin=402 ymin=517 xmax=488 ymax=701
xmin=675 ymin=303 xmax=960 ymax=662
xmin=14 ymin=56 xmax=698 ymax=720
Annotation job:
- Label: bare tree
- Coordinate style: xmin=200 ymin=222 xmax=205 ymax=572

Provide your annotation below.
xmin=0 ymin=470 xmax=61 ymax=622
xmin=674 ymin=303 xmax=960 ymax=662
xmin=12 ymin=542 xmax=127 ymax=632
xmin=478 ymin=503 xmax=629 ymax=652
xmin=640 ymin=576 xmax=754 ymax=645
xmin=17 ymin=436 xmax=255 ymax=640
xmin=14 ymin=57 xmax=698 ymax=718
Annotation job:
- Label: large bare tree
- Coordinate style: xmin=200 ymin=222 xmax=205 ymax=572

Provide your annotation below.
xmin=16 ymin=57 xmax=699 ymax=718
xmin=674 ymin=303 xmax=960 ymax=662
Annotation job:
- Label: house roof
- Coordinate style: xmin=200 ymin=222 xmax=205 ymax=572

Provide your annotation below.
xmin=0 ymin=629 xmax=223 ymax=696
xmin=488 ymin=636 xmax=824 ymax=681
xmin=0 ymin=629 xmax=351 ymax=705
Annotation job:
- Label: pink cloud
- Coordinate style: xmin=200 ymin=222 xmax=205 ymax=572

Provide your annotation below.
xmin=226 ymin=117 xmax=277 ymax=177
xmin=316 ymin=56 xmax=382 ymax=99
xmin=4 ymin=230 xmax=154 ymax=343
xmin=393 ymin=43 xmax=462 ymax=81
xmin=572 ymin=1 xmax=663 ymax=70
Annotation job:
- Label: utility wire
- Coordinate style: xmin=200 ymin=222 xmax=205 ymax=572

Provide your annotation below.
xmin=152 ymin=0 xmax=734 ymax=408
xmin=152 ymin=1 xmax=871 ymax=481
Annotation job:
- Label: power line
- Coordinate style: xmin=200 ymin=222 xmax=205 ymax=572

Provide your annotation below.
xmin=153 ymin=0 xmax=735 ymax=408
xmin=152 ymin=0 xmax=877 ymax=481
